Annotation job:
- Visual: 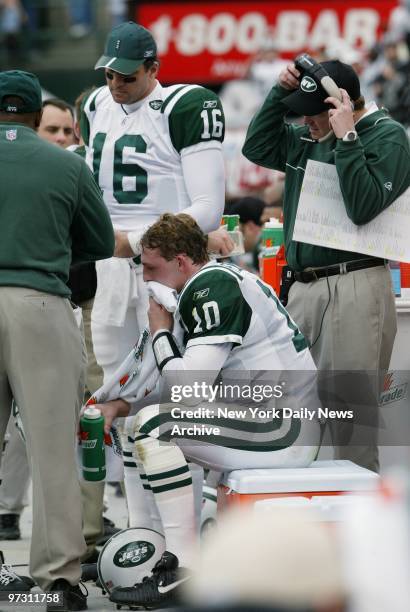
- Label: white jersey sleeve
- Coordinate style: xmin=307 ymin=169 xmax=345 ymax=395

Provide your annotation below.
xmin=180 ymin=147 xmax=225 ymax=233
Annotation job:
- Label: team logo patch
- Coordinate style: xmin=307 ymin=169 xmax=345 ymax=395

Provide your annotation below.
xmin=300 ymin=76 xmax=317 ymax=93
xmin=203 ymin=100 xmax=217 ymax=109
xmin=193 ymin=288 xmax=210 ymax=301
xmin=144 ymin=49 xmax=154 ymax=57
xmin=6 ymin=129 xmax=17 ymax=141
xmin=384 ymin=182 xmax=393 ymax=191
xmin=114 ymin=541 xmax=155 ymax=568
xmin=149 ymin=100 xmax=163 ymax=110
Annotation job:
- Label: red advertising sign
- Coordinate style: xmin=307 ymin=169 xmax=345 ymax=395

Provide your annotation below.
xmin=137 ymin=1 xmax=398 ymax=83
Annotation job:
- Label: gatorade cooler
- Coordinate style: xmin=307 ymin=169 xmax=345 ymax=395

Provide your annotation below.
xmin=259 ymin=219 xmax=286 ymax=295
xmin=217 ymin=460 xmax=379 ymax=512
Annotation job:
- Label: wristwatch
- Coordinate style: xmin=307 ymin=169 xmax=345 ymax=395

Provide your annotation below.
xmin=342 ymin=130 xmax=358 ymax=142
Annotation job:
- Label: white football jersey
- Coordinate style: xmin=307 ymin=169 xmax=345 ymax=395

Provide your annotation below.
xmin=173 ymin=262 xmax=319 ymax=452
xmin=83 ymin=82 xmax=225 ymax=231
xmin=177 ymin=261 xmax=315 ymax=372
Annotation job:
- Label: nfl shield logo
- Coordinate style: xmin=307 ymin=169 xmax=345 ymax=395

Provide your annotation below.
xmin=6 ymin=129 xmax=17 ymax=141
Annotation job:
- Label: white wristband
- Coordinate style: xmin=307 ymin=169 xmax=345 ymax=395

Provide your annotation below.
xmin=127 ymin=230 xmax=143 ymax=256
xmin=152 ymin=331 xmax=181 ymax=372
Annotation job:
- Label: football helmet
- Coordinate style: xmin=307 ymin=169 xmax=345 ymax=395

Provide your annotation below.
xmin=97 ymin=527 xmax=165 ymax=593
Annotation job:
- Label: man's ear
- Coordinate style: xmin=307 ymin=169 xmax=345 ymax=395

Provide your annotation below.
xmin=74 ymin=119 xmax=81 ymax=142
xmin=175 ymin=253 xmax=185 ymax=269
xmin=150 ymin=61 xmax=160 ymax=79
xmin=176 ymin=253 xmax=191 ymax=271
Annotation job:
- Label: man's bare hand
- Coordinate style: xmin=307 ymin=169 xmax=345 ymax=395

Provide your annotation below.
xmin=93 ymin=399 xmax=131 ymax=434
xmin=326 ymin=89 xmax=355 ymax=139
xmin=208 ymin=227 xmax=235 ymax=257
xmin=114 ymin=230 xmax=135 ymax=258
xmin=278 ymin=63 xmax=301 ymax=91
xmin=148 ymin=297 xmax=174 ymax=336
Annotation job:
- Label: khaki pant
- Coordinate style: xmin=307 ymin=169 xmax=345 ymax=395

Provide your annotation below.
xmin=0 ymin=297 xmax=105 ymax=561
xmin=0 ymin=287 xmax=87 ymax=589
xmin=0 ymin=419 xmax=30 ymax=514
xmin=286 ymin=265 xmax=397 ymax=472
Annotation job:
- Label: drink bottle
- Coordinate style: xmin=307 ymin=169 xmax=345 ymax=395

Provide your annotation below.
xmin=80 ymin=407 xmax=106 ymax=481
xmin=220 ymin=214 xmax=244 ymax=256
xmin=227 ymin=214 xmax=240 ymax=231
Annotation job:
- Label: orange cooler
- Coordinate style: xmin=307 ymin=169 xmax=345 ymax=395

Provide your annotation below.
xmin=217 ymin=460 xmax=379 ymax=511
xmin=400 ymin=262 xmax=410 ymax=288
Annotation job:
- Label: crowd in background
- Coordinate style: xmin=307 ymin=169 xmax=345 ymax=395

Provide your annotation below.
xmin=0 ymin=0 xmax=132 ymax=61
xmin=2 ymin=1 xmax=410 ymax=148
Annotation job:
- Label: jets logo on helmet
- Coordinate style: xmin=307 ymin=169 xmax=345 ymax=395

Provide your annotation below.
xmin=114 ymin=541 xmax=155 ymax=567
xmin=300 ymin=76 xmax=317 ymax=93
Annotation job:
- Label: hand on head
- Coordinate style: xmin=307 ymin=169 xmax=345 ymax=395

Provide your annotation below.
xmin=325 ymin=89 xmax=355 ymax=138
xmin=278 ymin=63 xmax=300 ymax=91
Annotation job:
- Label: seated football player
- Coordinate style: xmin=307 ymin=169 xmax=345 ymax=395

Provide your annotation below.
xmin=96 ymin=213 xmax=321 ymax=609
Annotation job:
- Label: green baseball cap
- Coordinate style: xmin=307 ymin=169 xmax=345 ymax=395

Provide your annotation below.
xmin=95 ymin=21 xmax=157 ymax=75
xmin=0 ymin=70 xmax=42 ymax=113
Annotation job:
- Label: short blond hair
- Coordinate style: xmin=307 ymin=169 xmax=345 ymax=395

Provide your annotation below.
xmin=141 ymin=213 xmax=209 ymax=264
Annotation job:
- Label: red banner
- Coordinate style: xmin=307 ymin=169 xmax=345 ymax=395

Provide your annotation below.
xmin=137 ymin=1 xmax=398 ymax=83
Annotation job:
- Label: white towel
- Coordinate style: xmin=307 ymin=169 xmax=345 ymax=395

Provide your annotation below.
xmin=87 ymin=281 xmax=181 ymax=407
xmin=91 ymin=258 xmax=133 ymax=327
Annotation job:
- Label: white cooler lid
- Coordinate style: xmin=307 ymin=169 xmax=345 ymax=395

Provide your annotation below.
xmin=222 ymin=460 xmax=380 ymax=494
xmin=253 ymin=493 xmax=375 ymax=522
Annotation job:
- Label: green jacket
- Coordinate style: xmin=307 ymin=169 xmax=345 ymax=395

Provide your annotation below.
xmin=0 ymin=123 xmax=115 ymax=296
xmin=242 ymin=85 xmax=410 ymax=270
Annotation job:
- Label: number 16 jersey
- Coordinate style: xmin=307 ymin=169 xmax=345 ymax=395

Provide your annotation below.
xmin=82 ymin=81 xmax=225 ymax=231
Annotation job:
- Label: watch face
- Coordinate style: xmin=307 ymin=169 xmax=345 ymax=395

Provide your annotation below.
xmin=344 ymin=130 xmax=357 ymax=141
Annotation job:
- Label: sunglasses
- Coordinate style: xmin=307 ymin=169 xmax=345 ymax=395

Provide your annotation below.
xmin=106 ymin=72 xmax=137 ymax=83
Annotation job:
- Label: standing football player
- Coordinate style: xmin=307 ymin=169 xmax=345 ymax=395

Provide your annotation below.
xmin=82 ymin=20 xmax=230 ymax=380
xmin=82 ymin=20 xmax=231 ymax=531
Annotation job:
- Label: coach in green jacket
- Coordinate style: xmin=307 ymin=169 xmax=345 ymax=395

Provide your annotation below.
xmin=243 ymin=59 xmax=410 ymax=472
xmin=0 ymin=71 xmax=114 ymax=609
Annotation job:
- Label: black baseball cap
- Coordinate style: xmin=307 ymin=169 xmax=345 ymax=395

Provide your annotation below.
xmin=0 ymin=70 xmax=42 ymax=113
xmin=283 ymin=60 xmax=361 ymax=116
xmin=95 ymin=21 xmax=157 ymax=75
xmin=229 ymin=197 xmax=266 ymax=226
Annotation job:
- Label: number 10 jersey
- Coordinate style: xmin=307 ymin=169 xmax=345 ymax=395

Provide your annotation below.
xmin=82 ymin=81 xmax=225 ymax=231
